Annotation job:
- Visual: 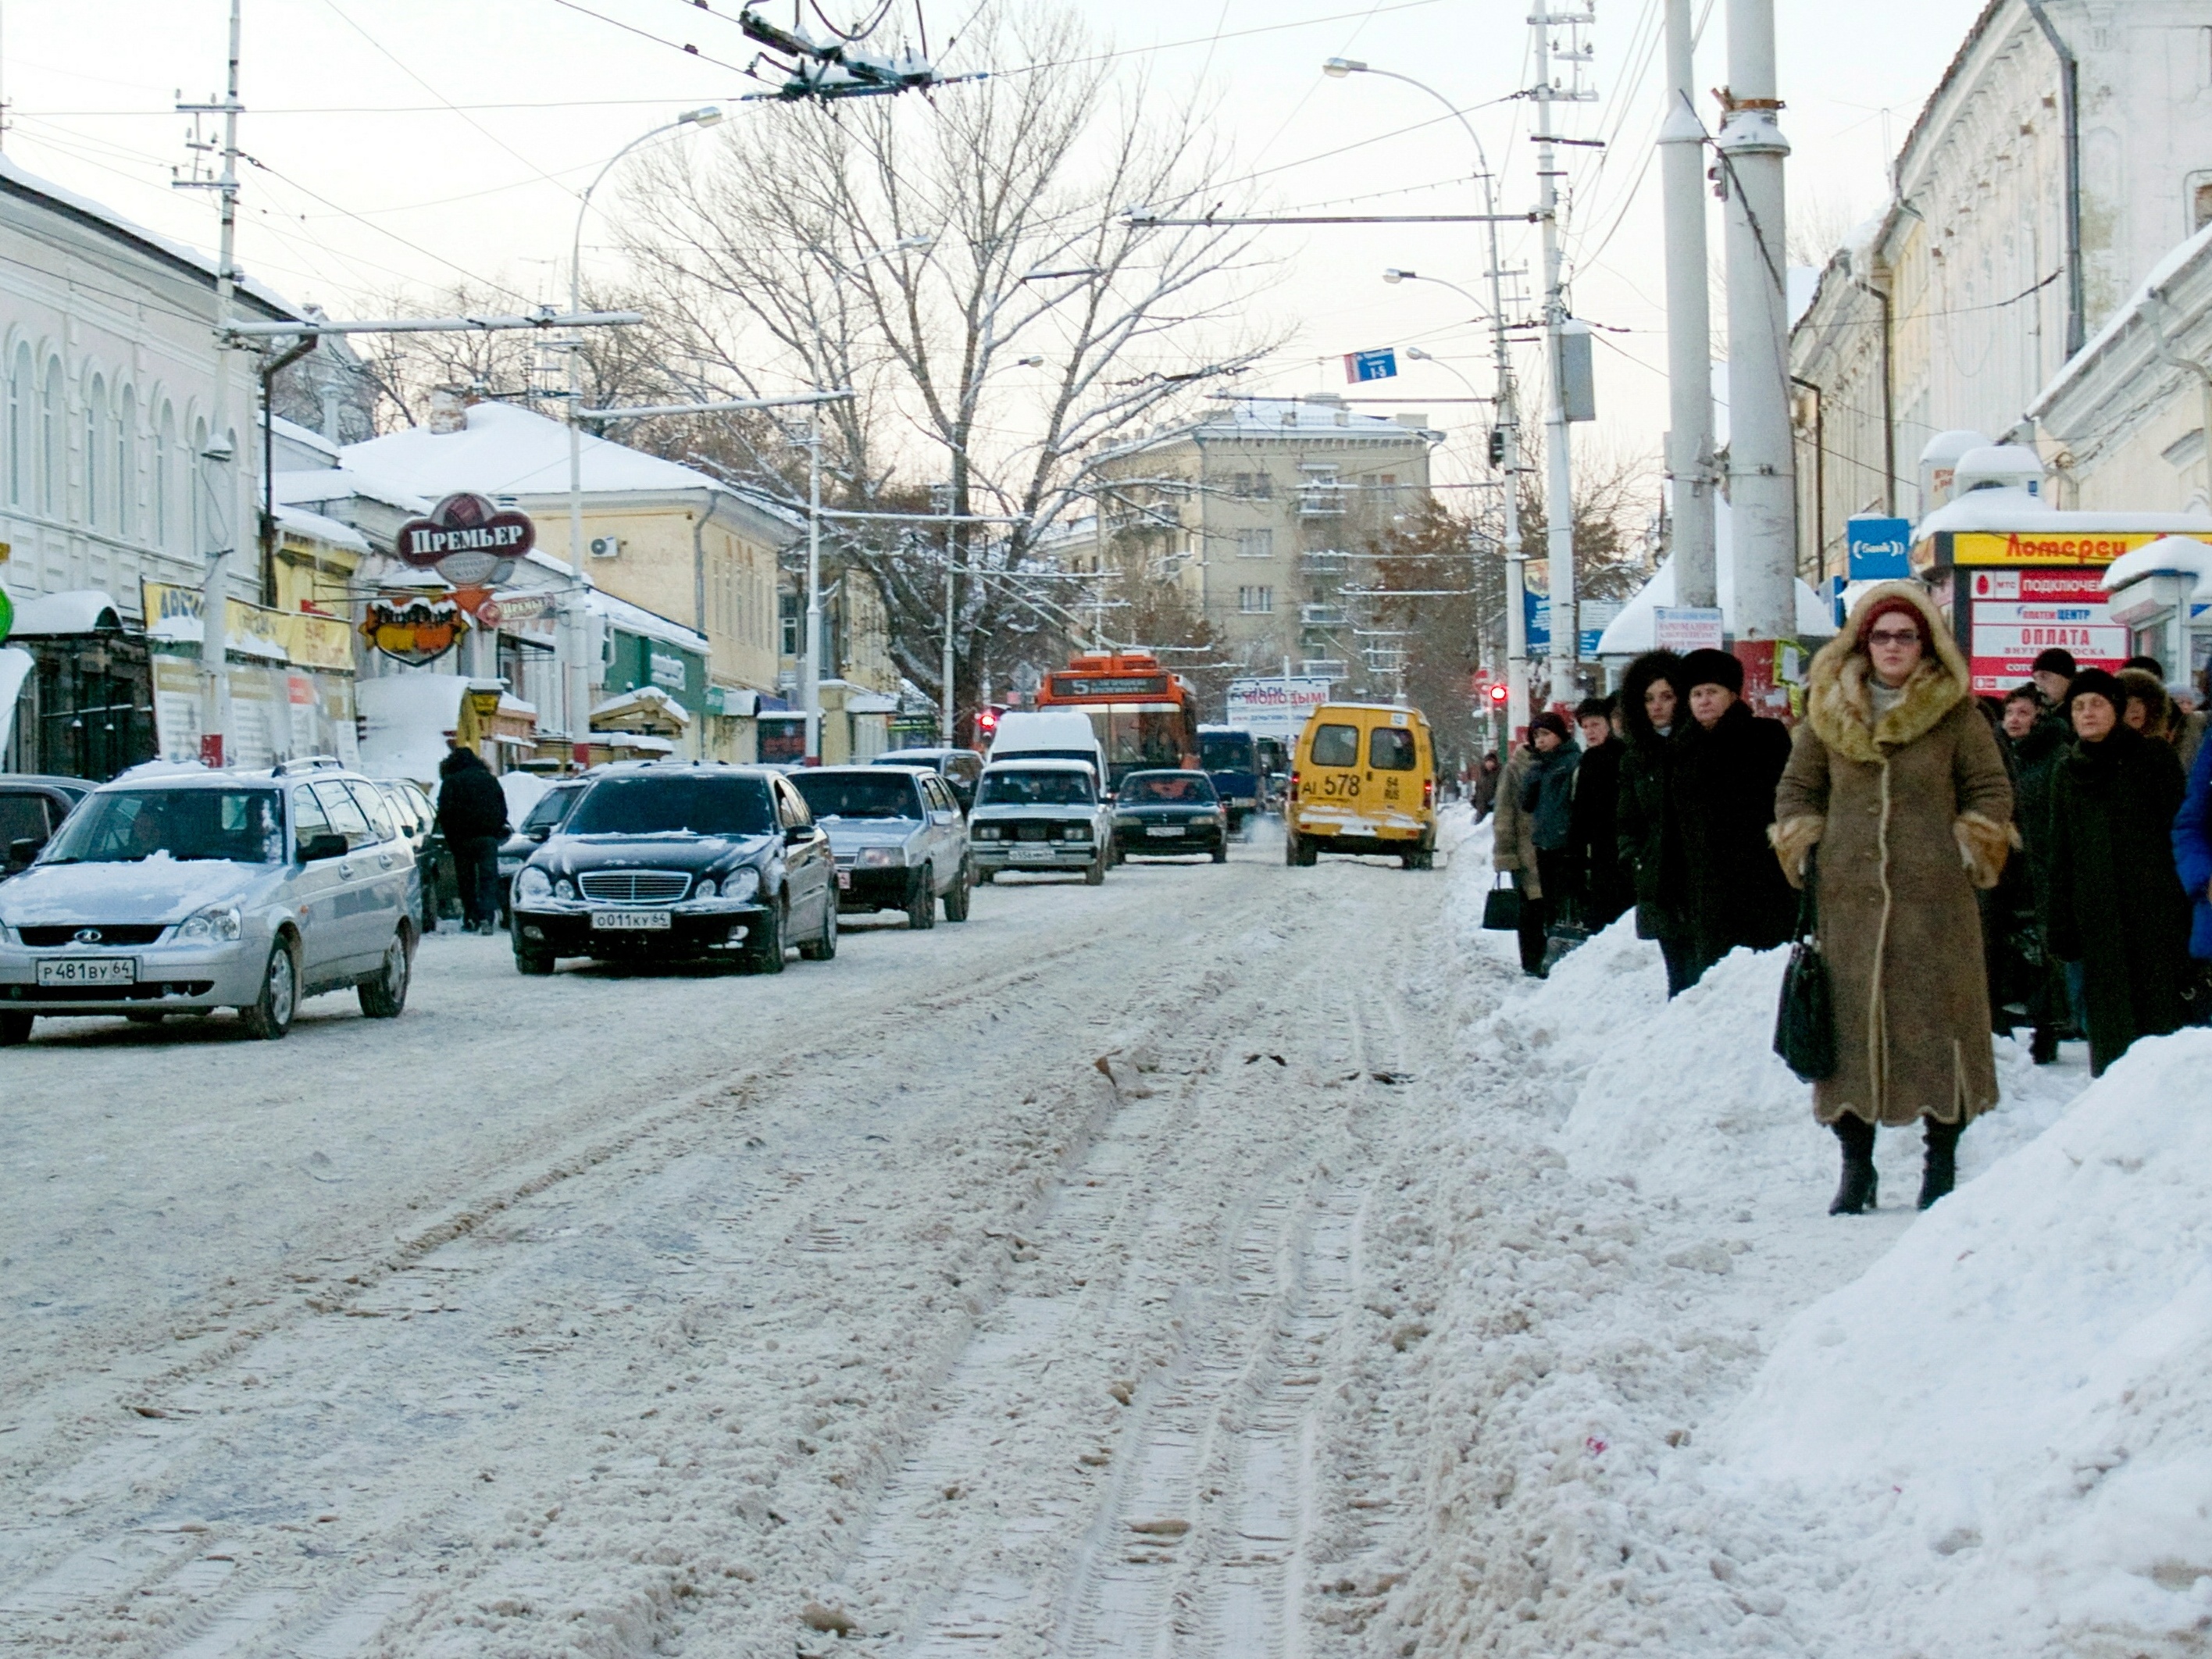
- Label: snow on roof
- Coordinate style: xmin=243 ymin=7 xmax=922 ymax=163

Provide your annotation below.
xmin=2031 ymin=217 xmax=2212 ymax=416
xmin=145 ymin=608 xmax=290 ymax=661
xmin=1916 ymin=487 xmax=2212 ymax=537
xmin=272 ymin=466 xmax=433 ymax=517
xmin=585 ymin=587 xmax=707 ymax=655
xmin=269 ymin=413 xmax=341 ymax=460
xmin=0 ymin=155 xmax=298 ymax=320
xmin=8 ymin=590 xmax=123 ymax=635
xmin=340 ymin=401 xmax=724 ymax=502
xmin=273 ymin=503 xmax=369 ymax=555
xmin=1597 ymin=544 xmax=1836 ymax=658
xmin=2102 ymin=537 xmax=2212 ymax=591
xmin=590 ymin=684 xmax=693 ymax=728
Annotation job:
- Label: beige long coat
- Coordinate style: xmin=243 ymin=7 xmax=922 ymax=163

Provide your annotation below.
xmin=1772 ymin=583 xmax=2015 ymax=1127
xmin=1491 ymin=746 xmax=1543 ymax=897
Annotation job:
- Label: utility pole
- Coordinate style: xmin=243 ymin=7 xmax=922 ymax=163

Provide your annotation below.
xmin=1658 ymin=0 xmax=1718 ymax=609
xmin=175 ymin=0 xmax=244 ymax=767
xmin=1717 ymin=0 xmax=1795 ymax=640
xmin=803 ymin=405 xmax=823 ymax=761
xmin=1532 ymin=8 xmax=1594 ymax=707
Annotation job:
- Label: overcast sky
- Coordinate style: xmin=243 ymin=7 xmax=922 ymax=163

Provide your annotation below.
xmin=2 ymin=0 xmax=1987 ymax=491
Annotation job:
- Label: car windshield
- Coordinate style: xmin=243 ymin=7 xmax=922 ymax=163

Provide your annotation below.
xmin=564 ymin=774 xmax=775 ymax=838
xmin=792 ymin=772 xmax=922 ymax=820
xmin=41 ymin=787 xmax=285 ymax=865
xmin=1121 ymin=772 xmax=1217 ymax=805
xmin=523 ymin=784 xmax=585 ymax=833
xmin=1199 ymin=734 xmax=1254 ymax=772
xmin=979 ymin=769 xmax=1095 ymax=807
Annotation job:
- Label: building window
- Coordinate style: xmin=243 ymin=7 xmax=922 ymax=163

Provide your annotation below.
xmin=41 ymin=357 xmax=62 ymax=513
xmin=1236 ymin=527 xmax=1274 ymax=559
xmin=155 ymin=404 xmax=176 ymax=551
xmin=1237 ymin=584 xmax=1274 ymax=614
xmin=2195 ymin=173 xmax=2212 ymax=236
xmin=780 ymin=590 xmax=800 ymax=658
xmin=116 ymin=387 xmax=134 ymax=537
xmin=84 ymin=375 xmax=104 ymax=529
xmin=6 ymin=345 xmax=25 ymax=507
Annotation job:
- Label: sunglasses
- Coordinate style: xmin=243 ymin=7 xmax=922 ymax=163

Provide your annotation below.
xmin=1867 ymin=628 xmax=1922 ymax=647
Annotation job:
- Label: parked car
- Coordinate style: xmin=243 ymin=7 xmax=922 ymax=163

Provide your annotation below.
xmin=509 ymin=762 xmax=837 ymax=976
xmin=0 ymin=758 xmax=418 ymax=1044
xmin=871 ymin=746 xmax=985 ymax=810
xmin=1 ymin=774 xmax=95 ymax=879
xmin=498 ymin=779 xmax=590 ymax=925
xmin=968 ymin=759 xmax=1111 ymax=886
xmin=1112 ymin=769 xmax=1229 ymax=862
xmin=791 ymin=765 xmax=971 ymax=927
xmin=364 ymin=776 xmax=436 ymax=931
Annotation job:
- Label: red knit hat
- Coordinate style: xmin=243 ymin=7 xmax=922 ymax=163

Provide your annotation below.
xmin=1857 ymin=594 xmax=1927 ymax=646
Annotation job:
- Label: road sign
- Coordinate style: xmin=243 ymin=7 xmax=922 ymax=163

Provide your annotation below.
xmin=1846 ymin=516 xmax=1912 ymax=580
xmin=1524 ymin=591 xmax=1620 ymax=658
xmin=1343 ymin=348 xmax=1397 ymax=384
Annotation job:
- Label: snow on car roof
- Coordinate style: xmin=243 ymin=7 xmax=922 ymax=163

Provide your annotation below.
xmin=982 ymin=757 xmax=1098 ymax=771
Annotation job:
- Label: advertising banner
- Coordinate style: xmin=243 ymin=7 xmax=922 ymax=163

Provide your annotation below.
xmin=151 ymin=655 xmax=202 ymax=763
xmin=1653 ymin=605 xmax=1725 ymax=652
xmin=1963 ymin=569 xmax=2125 ymax=691
xmin=1944 ymin=530 xmax=2212 ymax=568
xmin=1225 ymin=676 xmax=1334 ymax=737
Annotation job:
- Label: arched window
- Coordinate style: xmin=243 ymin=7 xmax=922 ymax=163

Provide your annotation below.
xmin=155 ymin=402 xmax=176 ymax=551
xmin=116 ymin=387 xmax=135 ymax=538
xmin=6 ymin=345 xmax=26 ymax=507
xmin=84 ymin=375 xmax=105 ymax=530
xmin=191 ymin=416 xmax=209 ymax=555
xmin=41 ymin=357 xmax=62 ymax=513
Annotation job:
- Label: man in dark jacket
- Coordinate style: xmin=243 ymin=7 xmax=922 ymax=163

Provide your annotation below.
xmin=1617 ymin=651 xmax=1696 ymax=994
xmin=1569 ymin=695 xmax=1630 ymax=931
xmin=436 ymin=742 xmax=510 ymax=935
xmin=1671 ymin=648 xmax=1795 ymax=983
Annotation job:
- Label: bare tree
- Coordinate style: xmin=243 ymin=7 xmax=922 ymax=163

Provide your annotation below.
xmin=618 ymin=2 xmax=1285 ymax=721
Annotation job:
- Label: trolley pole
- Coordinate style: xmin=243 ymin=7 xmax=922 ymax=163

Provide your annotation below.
xmin=1531 ymin=9 xmax=1593 ymax=707
xmin=1660 ymin=0 xmax=1718 ymax=608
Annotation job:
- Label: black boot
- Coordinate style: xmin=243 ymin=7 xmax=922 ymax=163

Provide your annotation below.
xmin=1919 ymin=1117 xmax=1961 ymax=1210
xmin=2028 ymin=1025 xmax=2059 ymax=1065
xmin=1828 ymin=1115 xmax=1878 ymax=1215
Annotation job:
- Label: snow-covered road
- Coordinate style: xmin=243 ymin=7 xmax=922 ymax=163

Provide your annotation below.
xmin=0 ymin=834 xmax=1461 ymax=1659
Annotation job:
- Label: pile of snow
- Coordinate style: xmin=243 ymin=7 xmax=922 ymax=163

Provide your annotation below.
xmin=1718 ymin=1030 xmax=2212 ymax=1651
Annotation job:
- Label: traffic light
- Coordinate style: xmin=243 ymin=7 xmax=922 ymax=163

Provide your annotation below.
xmin=1487 ymin=681 xmax=1510 ymax=707
xmin=974 ymin=705 xmax=1001 ymax=738
xmin=1487 ymin=428 xmax=1507 ymax=468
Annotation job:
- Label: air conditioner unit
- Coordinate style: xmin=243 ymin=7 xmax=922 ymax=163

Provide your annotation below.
xmin=589 ymin=536 xmax=622 ymax=559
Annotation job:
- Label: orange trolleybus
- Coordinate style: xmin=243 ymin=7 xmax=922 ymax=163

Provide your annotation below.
xmin=1033 ymin=651 xmax=1199 ymax=789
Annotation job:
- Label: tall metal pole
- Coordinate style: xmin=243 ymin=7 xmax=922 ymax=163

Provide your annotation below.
xmin=1718 ymin=0 xmax=1795 ymax=640
xmin=194 ymin=0 xmax=242 ymax=766
xmin=802 ymin=406 xmax=823 ymax=761
xmin=940 ymin=555 xmax=956 ymax=746
xmin=1532 ymin=12 xmax=1579 ymax=707
xmin=1659 ymin=0 xmax=1718 ymax=609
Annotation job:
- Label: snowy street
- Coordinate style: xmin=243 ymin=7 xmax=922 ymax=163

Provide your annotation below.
xmin=5 ymin=815 xmax=2208 ymax=1659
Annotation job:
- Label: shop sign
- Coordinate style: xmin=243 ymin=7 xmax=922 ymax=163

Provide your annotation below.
xmin=141 ymin=580 xmax=354 ymax=672
xmin=396 ymin=492 xmax=536 ymax=587
xmin=1965 ymin=570 xmax=2125 ymax=690
xmin=649 ymin=649 xmax=687 ymax=692
xmin=360 ymin=597 xmax=469 ymax=665
xmin=467 ymin=688 xmax=504 ymax=720
xmin=1945 ymin=530 xmax=2212 ymax=568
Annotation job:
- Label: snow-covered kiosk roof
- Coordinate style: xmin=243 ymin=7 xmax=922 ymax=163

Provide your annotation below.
xmin=1596 ymin=558 xmax=1836 ymax=659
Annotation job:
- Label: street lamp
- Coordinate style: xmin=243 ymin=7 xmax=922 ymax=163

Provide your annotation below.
xmin=562 ymin=105 xmax=723 ymax=762
xmin=1327 ymin=59 xmax=1532 ymax=730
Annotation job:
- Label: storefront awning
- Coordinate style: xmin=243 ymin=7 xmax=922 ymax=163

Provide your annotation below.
xmin=9 ymin=590 xmax=123 ymax=635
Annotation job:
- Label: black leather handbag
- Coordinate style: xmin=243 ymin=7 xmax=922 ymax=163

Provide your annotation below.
xmin=1482 ymin=873 xmax=1523 ymax=932
xmin=1772 ymin=849 xmax=1838 ymax=1082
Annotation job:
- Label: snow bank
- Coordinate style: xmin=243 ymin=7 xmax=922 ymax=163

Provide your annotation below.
xmin=1718 ymin=1029 xmax=2212 ymax=1651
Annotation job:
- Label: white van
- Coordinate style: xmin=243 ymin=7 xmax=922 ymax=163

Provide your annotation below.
xmin=986 ymin=711 xmax=1110 ymax=787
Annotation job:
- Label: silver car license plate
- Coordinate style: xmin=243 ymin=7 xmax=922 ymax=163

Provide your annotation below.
xmin=1009 ymin=845 xmax=1055 ymax=862
xmin=37 ymin=957 xmax=138 ymax=986
xmin=1145 ymin=826 xmax=1184 ymax=837
xmin=590 ymin=909 xmax=671 ymax=931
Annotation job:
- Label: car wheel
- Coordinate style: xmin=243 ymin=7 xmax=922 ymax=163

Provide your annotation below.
xmin=943 ymin=858 xmax=972 ymax=922
xmin=751 ymin=901 xmax=787 ymax=973
xmin=514 ymin=947 xmax=555 ymax=976
xmin=976 ymin=867 xmax=995 ymax=884
xmin=0 ymin=1011 xmax=32 ymax=1046
xmin=1083 ymin=850 xmax=1106 ymax=886
xmin=1211 ymin=840 xmax=1229 ymax=864
xmin=906 ymin=866 xmax=937 ymax=930
xmin=359 ymin=926 xmax=412 ymax=1017
xmin=126 ymin=1010 xmax=166 ymax=1026
xmin=239 ymin=937 xmax=299 ymax=1041
xmin=1284 ymin=830 xmax=1301 ymax=867
xmin=798 ymin=885 xmax=839 ymax=961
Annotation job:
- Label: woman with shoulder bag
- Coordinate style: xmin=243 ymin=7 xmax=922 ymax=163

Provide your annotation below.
xmin=1615 ymin=651 xmax=1696 ymax=994
xmin=1771 ymin=583 xmax=2014 ymax=1215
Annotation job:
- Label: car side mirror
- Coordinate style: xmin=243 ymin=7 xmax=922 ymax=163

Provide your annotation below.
xmin=784 ymin=822 xmax=812 ymax=844
xmin=932 ymin=809 xmax=956 ymax=826
xmin=528 ymin=826 xmax=552 ymax=843
xmin=8 ymin=834 xmax=44 ymax=869
xmin=298 ymin=831 xmax=349 ymax=864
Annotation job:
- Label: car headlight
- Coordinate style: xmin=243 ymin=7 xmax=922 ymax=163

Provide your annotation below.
xmin=721 ymin=867 xmax=760 ymax=903
xmin=1061 ymin=825 xmax=1093 ymax=843
xmin=973 ymin=825 xmax=1002 ymax=841
xmin=693 ymin=876 xmax=718 ymax=899
xmin=177 ymin=902 xmax=244 ymax=944
xmin=554 ymin=877 xmax=576 ymax=901
xmin=857 ymin=846 xmax=905 ymax=867
xmin=516 ymin=866 xmax=553 ymax=902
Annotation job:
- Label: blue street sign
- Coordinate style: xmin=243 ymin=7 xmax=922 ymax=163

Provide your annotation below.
xmin=1343 ymin=348 xmax=1398 ymax=384
xmin=1524 ymin=590 xmax=1609 ymax=658
xmin=1846 ymin=516 xmax=1912 ymax=580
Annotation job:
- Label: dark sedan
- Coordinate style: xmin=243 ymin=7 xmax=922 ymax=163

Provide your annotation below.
xmin=1111 ymin=769 xmax=1228 ymax=862
xmin=509 ymin=764 xmax=838 ymax=976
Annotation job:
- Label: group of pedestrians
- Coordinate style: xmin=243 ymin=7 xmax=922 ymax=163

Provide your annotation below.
xmin=1490 ymin=576 xmax=2212 ymax=1218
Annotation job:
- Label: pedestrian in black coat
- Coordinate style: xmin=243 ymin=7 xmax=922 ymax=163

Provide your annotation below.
xmin=2046 ymin=670 xmax=2196 ymax=1076
xmin=1671 ymin=648 xmax=1796 ymax=981
xmin=436 ymin=744 xmax=511 ymax=934
xmin=1614 ymin=650 xmax=1696 ymax=995
xmin=1570 ymin=695 xmax=1631 ymax=931
xmin=1998 ymin=684 xmax=2069 ymax=1060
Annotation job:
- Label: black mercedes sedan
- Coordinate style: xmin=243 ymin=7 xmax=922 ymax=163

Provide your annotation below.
xmin=508 ymin=763 xmax=837 ymax=975
xmin=1110 ymin=769 xmax=1229 ymax=863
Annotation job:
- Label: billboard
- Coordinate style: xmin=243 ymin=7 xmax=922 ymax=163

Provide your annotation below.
xmin=1962 ymin=569 xmax=2126 ymax=691
xmin=1225 ymin=676 xmax=1334 ymax=737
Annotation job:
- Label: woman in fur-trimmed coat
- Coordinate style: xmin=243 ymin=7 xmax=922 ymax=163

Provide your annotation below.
xmin=1772 ymin=582 xmax=2014 ymax=1216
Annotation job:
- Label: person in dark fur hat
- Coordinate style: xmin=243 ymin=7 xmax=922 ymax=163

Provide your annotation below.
xmin=1614 ymin=651 xmax=1697 ymax=994
xmin=1672 ymin=644 xmax=1795 ymax=983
